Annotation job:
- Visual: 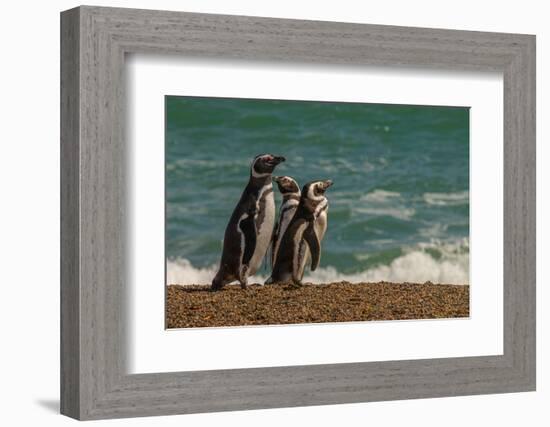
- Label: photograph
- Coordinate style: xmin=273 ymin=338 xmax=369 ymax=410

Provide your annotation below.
xmin=165 ymin=96 xmax=470 ymax=328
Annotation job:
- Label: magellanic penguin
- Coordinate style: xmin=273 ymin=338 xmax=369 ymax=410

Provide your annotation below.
xmin=211 ymin=154 xmax=285 ymax=290
xmin=266 ymin=179 xmax=333 ymax=286
xmin=271 ymin=176 xmax=301 ymax=267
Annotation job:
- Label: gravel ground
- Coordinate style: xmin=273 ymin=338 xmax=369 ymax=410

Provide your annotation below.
xmin=166 ymin=282 xmax=469 ymax=328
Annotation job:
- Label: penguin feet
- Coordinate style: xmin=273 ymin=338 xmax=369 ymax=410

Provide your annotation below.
xmin=238 ymin=265 xmax=249 ymax=289
xmin=211 ymin=277 xmax=224 ymax=291
xmin=284 ymin=281 xmax=303 ymax=290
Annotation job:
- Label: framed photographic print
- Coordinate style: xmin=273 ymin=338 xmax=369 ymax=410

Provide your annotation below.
xmin=61 ymin=5 xmax=536 ymax=420
xmin=164 ymin=96 xmax=470 ymax=329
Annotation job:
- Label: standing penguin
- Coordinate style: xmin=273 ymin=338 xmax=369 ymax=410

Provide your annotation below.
xmin=211 ymin=154 xmax=285 ymax=290
xmin=266 ymin=179 xmax=333 ymax=285
xmin=271 ymin=176 xmax=301 ymax=267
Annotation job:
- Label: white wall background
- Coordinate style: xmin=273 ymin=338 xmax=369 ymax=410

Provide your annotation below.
xmin=0 ymin=0 xmax=546 ymax=425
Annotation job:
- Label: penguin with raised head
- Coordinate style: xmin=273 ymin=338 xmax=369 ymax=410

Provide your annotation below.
xmin=266 ymin=179 xmax=333 ymax=285
xmin=211 ymin=154 xmax=286 ymax=290
xmin=271 ymin=176 xmax=301 ymax=267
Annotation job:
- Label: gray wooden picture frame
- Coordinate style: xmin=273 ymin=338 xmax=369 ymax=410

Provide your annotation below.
xmin=60 ymin=5 xmax=536 ymax=421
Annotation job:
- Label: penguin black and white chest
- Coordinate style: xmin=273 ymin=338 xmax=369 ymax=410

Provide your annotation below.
xmin=211 ymin=154 xmax=285 ymax=290
xmin=271 ymin=176 xmax=301 ymax=266
xmin=267 ymin=179 xmax=333 ymax=285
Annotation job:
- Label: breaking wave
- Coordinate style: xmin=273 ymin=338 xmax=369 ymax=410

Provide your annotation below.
xmin=167 ymin=239 xmax=469 ymax=286
xmin=423 ymin=191 xmax=469 ymax=206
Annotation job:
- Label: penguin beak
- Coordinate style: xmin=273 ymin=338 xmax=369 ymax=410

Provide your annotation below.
xmin=323 ymin=179 xmax=333 ymax=189
xmin=273 ymin=176 xmax=282 ymax=183
xmin=270 ymin=155 xmax=285 ymax=165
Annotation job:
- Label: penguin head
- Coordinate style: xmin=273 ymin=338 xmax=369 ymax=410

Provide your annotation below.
xmin=274 ymin=176 xmax=300 ymax=195
xmin=251 ymin=154 xmax=286 ymax=178
xmin=303 ymin=179 xmax=333 ymax=202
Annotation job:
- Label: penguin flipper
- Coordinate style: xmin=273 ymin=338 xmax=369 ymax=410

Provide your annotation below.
xmin=270 ymin=222 xmax=279 ymax=268
xmin=303 ymin=223 xmax=321 ymax=271
xmin=239 ymin=213 xmax=257 ymax=266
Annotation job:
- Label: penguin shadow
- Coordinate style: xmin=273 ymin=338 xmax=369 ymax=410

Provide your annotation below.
xmin=184 ymin=287 xmax=216 ymax=293
xmin=263 ymin=281 xmax=306 ymax=291
xmin=174 ymin=284 xmax=266 ymax=293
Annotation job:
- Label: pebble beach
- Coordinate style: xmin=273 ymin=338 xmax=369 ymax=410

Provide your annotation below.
xmin=166 ymin=282 xmax=469 ymax=328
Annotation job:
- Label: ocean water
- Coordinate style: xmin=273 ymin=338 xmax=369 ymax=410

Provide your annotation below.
xmin=166 ymin=96 xmax=470 ymax=285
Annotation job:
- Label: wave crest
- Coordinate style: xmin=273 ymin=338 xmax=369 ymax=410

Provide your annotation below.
xmin=167 ymin=239 xmax=469 ymax=286
xmin=423 ymin=191 xmax=469 ymax=206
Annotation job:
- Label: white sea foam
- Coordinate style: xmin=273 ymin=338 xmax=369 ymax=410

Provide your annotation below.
xmin=309 ymin=239 xmax=468 ymax=284
xmin=166 ymin=239 xmax=469 ymax=286
xmin=419 ymin=222 xmax=448 ymax=239
xmin=361 ymin=189 xmax=401 ymax=203
xmin=166 ymin=258 xmax=269 ymax=286
xmin=353 ymin=206 xmax=415 ymax=221
xmin=303 ymin=253 xmax=467 ymax=285
xmin=423 ymin=191 xmax=469 ymax=206
xmin=354 ymin=189 xmax=414 ymax=220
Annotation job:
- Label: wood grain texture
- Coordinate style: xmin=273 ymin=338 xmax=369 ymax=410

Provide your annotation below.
xmin=60 ymin=7 xmax=80 ymax=419
xmin=60 ymin=5 xmax=536 ymax=420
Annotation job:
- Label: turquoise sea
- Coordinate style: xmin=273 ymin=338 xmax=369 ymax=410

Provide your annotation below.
xmin=166 ymin=96 xmax=470 ymax=285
